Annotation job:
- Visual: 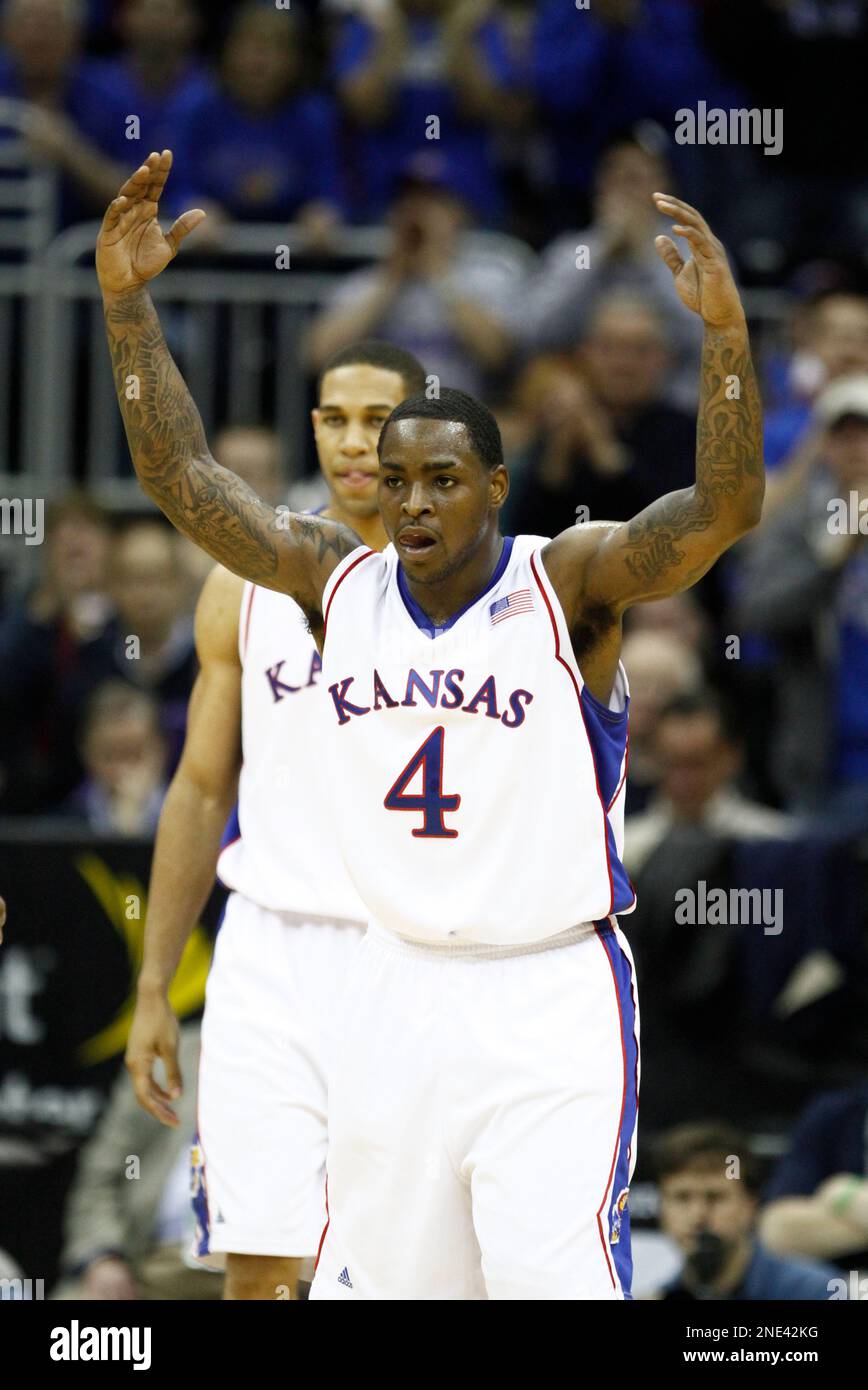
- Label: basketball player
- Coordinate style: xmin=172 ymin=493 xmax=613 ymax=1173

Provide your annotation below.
xmin=124 ymin=340 xmax=426 ymax=1300
xmin=98 ymin=152 xmax=764 ymax=1298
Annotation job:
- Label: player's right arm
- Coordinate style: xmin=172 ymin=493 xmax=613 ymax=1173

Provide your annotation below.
xmin=125 ymin=564 xmax=244 ymax=1126
xmin=96 ymin=151 xmax=361 ymax=615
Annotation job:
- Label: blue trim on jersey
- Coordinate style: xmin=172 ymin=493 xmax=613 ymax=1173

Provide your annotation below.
xmin=219 ymin=803 xmax=240 ymax=852
xmin=595 ymin=923 xmax=639 ymax=1299
xmin=397 ymin=536 xmax=515 ymax=638
xmin=580 ymin=686 xmax=634 ymax=913
xmin=217 ymin=805 xmax=241 ymax=891
xmin=192 ymin=896 xmax=228 ymax=1258
xmin=191 ymin=1128 xmax=211 ymax=1257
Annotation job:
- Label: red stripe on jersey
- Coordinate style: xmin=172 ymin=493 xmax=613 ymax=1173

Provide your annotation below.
xmin=323 ymin=549 xmax=376 ymax=637
xmin=529 ymin=551 xmax=615 ymax=915
xmin=314 ymin=1176 xmax=330 ymax=1274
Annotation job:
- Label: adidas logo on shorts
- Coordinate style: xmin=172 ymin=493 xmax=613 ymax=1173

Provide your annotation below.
xmin=337 ymin=1267 xmax=353 ymax=1289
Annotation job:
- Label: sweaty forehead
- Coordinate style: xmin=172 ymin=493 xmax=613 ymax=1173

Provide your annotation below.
xmin=380 ymin=416 xmax=473 ymax=461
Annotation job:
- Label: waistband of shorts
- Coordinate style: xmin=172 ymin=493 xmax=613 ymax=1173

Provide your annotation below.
xmin=363 ymin=918 xmax=602 ymax=961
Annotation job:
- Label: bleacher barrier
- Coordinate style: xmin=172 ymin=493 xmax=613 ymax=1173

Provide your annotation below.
xmin=0 ymin=822 xmax=223 ymax=1287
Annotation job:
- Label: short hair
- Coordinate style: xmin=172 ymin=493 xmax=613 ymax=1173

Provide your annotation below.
xmin=657 ymin=689 xmax=739 ymax=745
xmin=379 ymin=387 xmax=504 ymax=471
xmin=79 ymin=680 xmax=161 ymax=746
xmin=653 ymin=1122 xmax=763 ymax=1194
xmin=317 ymin=340 xmax=427 ymax=399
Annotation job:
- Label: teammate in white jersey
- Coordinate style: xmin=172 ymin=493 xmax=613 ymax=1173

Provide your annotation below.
xmin=125 ymin=340 xmax=427 ymax=1299
xmin=99 ymin=152 xmax=765 ymax=1298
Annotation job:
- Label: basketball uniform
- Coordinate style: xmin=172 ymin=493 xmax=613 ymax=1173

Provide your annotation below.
xmin=309 ymin=534 xmax=640 ymax=1299
xmin=192 ymin=580 xmax=366 ymax=1265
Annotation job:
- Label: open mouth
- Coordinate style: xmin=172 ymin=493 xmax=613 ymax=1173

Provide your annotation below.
xmin=398 ymin=528 xmax=438 ymax=554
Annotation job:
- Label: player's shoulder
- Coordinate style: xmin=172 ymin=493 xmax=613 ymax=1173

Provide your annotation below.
xmin=538 ymin=520 xmax=622 ymax=576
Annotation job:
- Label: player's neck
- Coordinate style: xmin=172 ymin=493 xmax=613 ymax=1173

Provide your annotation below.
xmin=321 ymin=506 xmax=389 ymax=553
xmin=402 ymin=531 xmax=505 ymax=629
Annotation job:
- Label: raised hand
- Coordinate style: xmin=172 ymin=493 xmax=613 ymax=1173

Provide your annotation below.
xmin=653 ymin=193 xmax=744 ymax=328
xmin=96 ymin=149 xmax=205 ymax=298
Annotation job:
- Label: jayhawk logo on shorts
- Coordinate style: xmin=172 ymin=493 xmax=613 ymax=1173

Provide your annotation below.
xmin=610 ymin=1187 xmax=630 ymax=1245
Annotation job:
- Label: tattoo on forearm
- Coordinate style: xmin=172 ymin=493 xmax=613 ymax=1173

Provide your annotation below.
xmin=621 ymin=328 xmax=764 ymax=585
xmin=104 ymin=287 xmax=360 ymax=593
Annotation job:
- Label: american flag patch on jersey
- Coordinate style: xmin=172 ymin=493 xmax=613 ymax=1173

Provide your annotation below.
xmin=489 ymin=588 xmax=534 ymax=625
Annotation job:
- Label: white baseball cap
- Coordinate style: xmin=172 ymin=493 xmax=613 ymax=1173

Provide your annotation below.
xmin=815 ymin=374 xmax=868 ymax=427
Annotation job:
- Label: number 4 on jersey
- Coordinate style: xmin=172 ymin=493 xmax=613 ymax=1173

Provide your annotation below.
xmin=384 ymin=726 xmax=460 ymax=838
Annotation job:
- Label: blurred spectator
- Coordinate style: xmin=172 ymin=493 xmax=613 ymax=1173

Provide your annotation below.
xmin=530 ymin=2 xmax=743 ymax=229
xmin=213 ymin=424 xmax=284 ymax=508
xmin=76 ymin=0 xmax=212 ymax=218
xmin=107 ymin=521 xmax=197 ymax=758
xmin=64 ymin=680 xmax=168 ymax=835
xmin=619 ymin=631 xmax=703 ymax=816
xmin=331 ymin=0 xmax=527 ymax=224
xmin=176 ymin=424 xmax=287 ymax=594
xmin=624 ymin=691 xmax=793 ymax=877
xmin=759 ymin=1083 xmax=868 ymax=1274
xmin=625 ymin=591 xmax=709 ymax=653
xmin=650 ymin=1122 xmax=842 ymax=1300
xmin=176 ymin=2 xmax=343 ymax=240
xmin=515 ymin=136 xmax=703 ymax=410
xmin=0 ymin=0 xmax=129 ymax=220
xmin=306 ymin=167 xmax=518 ymax=396
xmin=732 ymin=376 xmax=868 ymax=823
xmin=0 ymin=491 xmax=115 ymax=812
xmin=513 ymin=293 xmax=695 ymax=540
xmin=764 ymin=293 xmax=868 ymax=474
xmin=52 ymin=1021 xmax=220 ymax=1299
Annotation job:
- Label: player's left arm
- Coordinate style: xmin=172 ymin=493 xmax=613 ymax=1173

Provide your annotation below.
xmin=541 ymin=195 xmax=764 ymax=622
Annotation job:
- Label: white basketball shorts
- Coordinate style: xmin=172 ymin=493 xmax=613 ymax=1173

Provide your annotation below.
xmin=310 ymin=917 xmax=640 ymax=1300
xmin=191 ymin=892 xmax=363 ymax=1262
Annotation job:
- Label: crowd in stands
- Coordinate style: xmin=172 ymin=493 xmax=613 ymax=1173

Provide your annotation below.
xmin=0 ymin=0 xmax=865 ymax=270
xmin=2 ymin=0 xmax=868 ymax=1299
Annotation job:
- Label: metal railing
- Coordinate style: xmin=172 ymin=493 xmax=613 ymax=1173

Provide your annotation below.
xmin=0 ymin=216 xmax=540 ymax=504
xmin=0 ymin=114 xmax=792 ymax=514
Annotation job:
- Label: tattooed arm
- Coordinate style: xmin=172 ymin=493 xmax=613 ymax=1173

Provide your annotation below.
xmin=542 ymin=195 xmax=764 ymax=627
xmin=97 ymin=151 xmax=360 ymax=613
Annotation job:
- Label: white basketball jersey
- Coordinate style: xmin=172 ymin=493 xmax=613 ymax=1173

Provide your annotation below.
xmin=216 ymin=580 xmax=367 ymax=924
xmin=319 ymin=534 xmax=636 ymax=946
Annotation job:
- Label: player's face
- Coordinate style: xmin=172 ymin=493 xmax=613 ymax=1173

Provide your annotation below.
xmin=313 ymin=366 xmax=408 ymax=521
xmin=378 ymin=417 xmax=506 ymax=583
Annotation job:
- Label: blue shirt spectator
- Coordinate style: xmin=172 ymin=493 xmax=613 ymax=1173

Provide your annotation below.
xmin=177 ymin=2 xmax=344 ymax=224
xmin=662 ymin=1241 xmax=841 ymax=1300
xmin=332 ymin=2 xmax=524 ymax=224
xmin=763 ymin=402 xmax=813 ymax=470
xmin=71 ymin=58 xmax=213 ymax=217
xmin=177 ymin=86 xmax=343 ymax=224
